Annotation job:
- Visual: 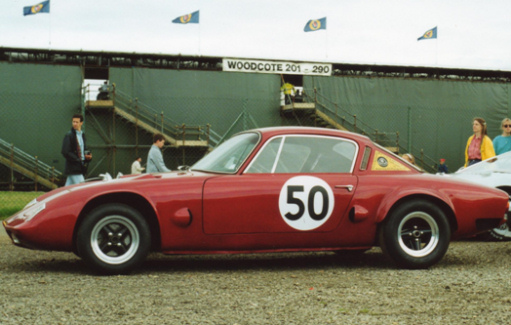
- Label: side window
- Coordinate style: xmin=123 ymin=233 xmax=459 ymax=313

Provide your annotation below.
xmin=274 ymin=137 xmax=310 ymax=173
xmin=246 ymin=135 xmax=358 ymax=174
xmin=245 ymin=138 xmax=282 ymax=173
xmin=360 ymin=146 xmax=372 ymax=170
xmin=306 ymin=138 xmax=356 ymax=173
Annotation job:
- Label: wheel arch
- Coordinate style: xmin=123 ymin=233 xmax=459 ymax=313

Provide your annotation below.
xmin=72 ymin=192 xmax=161 ymax=254
xmin=380 ymin=194 xmax=458 ymax=234
xmin=496 ymin=186 xmax=511 ymax=196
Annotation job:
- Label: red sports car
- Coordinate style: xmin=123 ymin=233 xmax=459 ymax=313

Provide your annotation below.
xmin=3 ymin=127 xmax=509 ymax=274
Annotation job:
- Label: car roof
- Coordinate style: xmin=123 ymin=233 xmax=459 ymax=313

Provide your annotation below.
xmin=242 ymin=126 xmax=373 ymax=144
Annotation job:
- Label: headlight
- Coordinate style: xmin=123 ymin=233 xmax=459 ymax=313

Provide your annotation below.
xmin=5 ymin=201 xmax=45 ymax=224
xmin=8 ymin=190 xmax=69 ymax=224
xmin=20 ymin=202 xmax=46 ymax=222
xmin=24 ymin=198 xmax=38 ymax=209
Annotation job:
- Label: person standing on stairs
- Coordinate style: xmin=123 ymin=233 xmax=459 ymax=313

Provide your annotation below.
xmin=280 ymin=82 xmax=295 ymax=105
xmin=97 ymin=81 xmax=110 ymax=100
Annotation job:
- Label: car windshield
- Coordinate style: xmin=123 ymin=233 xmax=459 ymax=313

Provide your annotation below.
xmin=457 ymin=151 xmax=511 ymax=174
xmin=191 ymin=132 xmax=260 ymax=173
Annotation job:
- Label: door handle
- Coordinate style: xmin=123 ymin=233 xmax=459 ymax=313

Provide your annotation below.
xmin=335 ymin=185 xmax=354 ymax=192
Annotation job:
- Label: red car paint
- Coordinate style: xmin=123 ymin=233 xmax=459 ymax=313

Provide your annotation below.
xmin=3 ymin=127 xmax=509 ymax=271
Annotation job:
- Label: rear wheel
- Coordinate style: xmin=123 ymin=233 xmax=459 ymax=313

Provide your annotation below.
xmin=379 ymin=200 xmax=451 ymax=269
xmin=76 ymin=204 xmax=151 ymax=275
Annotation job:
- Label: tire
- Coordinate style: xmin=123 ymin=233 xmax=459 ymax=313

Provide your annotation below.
xmin=76 ymin=204 xmax=151 ymax=275
xmin=379 ymin=200 xmax=451 ymax=269
xmin=473 ymin=193 xmax=511 ymax=241
xmin=486 ymin=194 xmax=511 ymax=241
xmin=487 ymin=223 xmax=511 ymax=241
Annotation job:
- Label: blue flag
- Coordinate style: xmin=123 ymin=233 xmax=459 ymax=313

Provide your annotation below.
xmin=417 ymin=27 xmax=437 ymax=41
xmin=172 ymin=10 xmax=200 ymax=24
xmin=304 ymin=17 xmax=326 ymax=32
xmin=23 ymin=0 xmax=50 ymax=16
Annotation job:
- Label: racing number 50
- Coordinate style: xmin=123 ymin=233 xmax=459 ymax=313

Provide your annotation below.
xmin=279 ymin=176 xmax=335 ymax=231
xmin=285 ymin=185 xmax=329 ymax=221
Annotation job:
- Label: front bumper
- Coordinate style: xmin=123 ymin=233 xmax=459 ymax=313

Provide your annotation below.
xmin=3 ymin=219 xmax=39 ymax=249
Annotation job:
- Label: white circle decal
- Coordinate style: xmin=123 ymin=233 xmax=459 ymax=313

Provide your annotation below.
xmin=279 ymin=176 xmax=335 ymax=231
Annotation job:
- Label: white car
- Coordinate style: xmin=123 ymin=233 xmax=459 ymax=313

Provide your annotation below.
xmin=449 ymin=151 xmax=511 ymax=241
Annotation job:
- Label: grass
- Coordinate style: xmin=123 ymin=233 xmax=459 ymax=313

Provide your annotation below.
xmin=0 ymin=191 xmax=45 ymax=220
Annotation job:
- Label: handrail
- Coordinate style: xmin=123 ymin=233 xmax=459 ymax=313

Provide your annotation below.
xmin=0 ymin=137 xmax=62 ymax=189
xmin=302 ymin=88 xmax=437 ymax=173
xmin=83 ymin=84 xmax=215 ymax=148
xmin=114 ymin=89 xmax=181 ymax=126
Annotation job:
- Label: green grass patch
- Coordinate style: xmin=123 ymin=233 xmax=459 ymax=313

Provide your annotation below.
xmin=0 ymin=191 xmax=45 ymax=220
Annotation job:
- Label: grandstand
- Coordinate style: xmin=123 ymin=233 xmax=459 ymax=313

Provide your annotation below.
xmin=1 ymin=46 xmax=510 ymax=189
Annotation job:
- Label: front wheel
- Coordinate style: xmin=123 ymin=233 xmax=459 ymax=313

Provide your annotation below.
xmin=379 ymin=200 xmax=451 ymax=269
xmin=76 ymin=204 xmax=151 ymax=275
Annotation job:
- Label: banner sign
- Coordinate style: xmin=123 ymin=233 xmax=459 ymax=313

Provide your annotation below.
xmin=223 ymin=58 xmax=332 ymax=76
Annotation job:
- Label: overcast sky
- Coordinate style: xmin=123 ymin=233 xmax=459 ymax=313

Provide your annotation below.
xmin=2 ymin=0 xmax=511 ymax=71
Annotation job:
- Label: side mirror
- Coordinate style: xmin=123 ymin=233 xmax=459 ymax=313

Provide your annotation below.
xmin=99 ymin=173 xmax=113 ymax=181
xmin=178 ymin=165 xmax=190 ymax=171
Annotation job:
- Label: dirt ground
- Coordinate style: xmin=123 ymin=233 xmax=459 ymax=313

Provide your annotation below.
xmin=1 ymin=230 xmax=511 ymax=325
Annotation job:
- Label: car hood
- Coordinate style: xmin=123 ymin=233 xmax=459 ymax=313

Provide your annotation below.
xmin=447 ymin=171 xmax=511 ymax=190
xmin=35 ymin=171 xmax=215 ymax=202
xmin=438 ymin=155 xmax=511 ymax=189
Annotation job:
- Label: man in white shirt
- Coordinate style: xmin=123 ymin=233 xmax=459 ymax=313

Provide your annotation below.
xmin=131 ymin=157 xmax=145 ymax=174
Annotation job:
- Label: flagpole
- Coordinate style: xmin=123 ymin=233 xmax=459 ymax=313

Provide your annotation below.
xmin=436 ymin=26 xmax=439 ymax=66
xmin=436 ymin=37 xmax=438 ymax=67
xmin=48 ymin=8 xmax=51 ymax=49
xmin=325 ymin=29 xmax=328 ymax=59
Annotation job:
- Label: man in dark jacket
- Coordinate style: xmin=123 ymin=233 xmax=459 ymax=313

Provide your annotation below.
xmin=61 ymin=113 xmax=92 ymax=186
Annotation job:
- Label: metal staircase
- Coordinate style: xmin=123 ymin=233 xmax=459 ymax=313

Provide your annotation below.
xmin=85 ymin=88 xmax=215 ymax=148
xmin=281 ymin=90 xmax=398 ymax=147
xmin=282 ymin=102 xmax=349 ymax=132
xmin=0 ymin=138 xmax=62 ymax=190
xmin=281 ymin=87 xmax=436 ymax=172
